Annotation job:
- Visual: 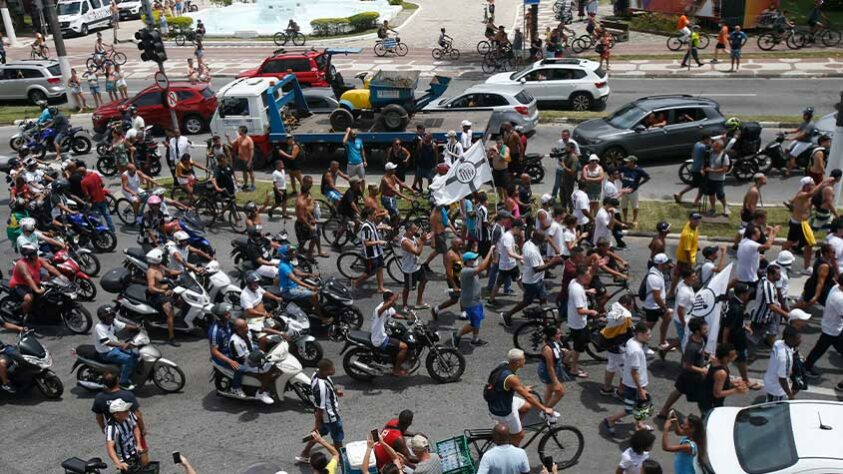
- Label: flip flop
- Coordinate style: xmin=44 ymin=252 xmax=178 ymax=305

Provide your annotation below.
xmin=747 ymin=381 xmax=762 ymax=390
xmin=576 ymin=369 xmax=589 ymax=378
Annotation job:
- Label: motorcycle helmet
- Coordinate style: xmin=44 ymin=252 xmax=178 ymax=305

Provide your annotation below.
xmin=724 ymin=117 xmax=741 ymax=132
xmin=803 ymin=106 xmax=815 ymax=117
xmin=276 ymin=244 xmax=291 ymax=258
xmin=244 ymin=201 xmax=257 ymax=214
xmin=212 ymin=302 xmax=232 ymax=319
xmin=656 ymin=221 xmax=671 ymax=233
xmin=97 ymin=304 xmax=117 ymax=321
xmin=146 ymin=248 xmax=164 ymax=265
xmin=20 ymin=217 xmax=36 ymax=232
xmin=247 ymin=226 xmax=262 ymax=238
xmin=173 ymin=231 xmax=190 ymax=243
xmin=775 ymin=250 xmax=796 ymax=267
xmin=245 ymin=271 xmax=262 ymax=285
xmin=51 ymin=178 xmax=69 ymax=194
xmin=19 ymin=241 xmax=38 ymax=257
xmin=147 ymin=195 xmax=162 ymax=206
xmin=13 ymin=197 xmax=26 ymax=211
xmin=461 ymin=120 xmax=472 ymax=127
xmin=48 ymin=106 xmax=58 ymax=116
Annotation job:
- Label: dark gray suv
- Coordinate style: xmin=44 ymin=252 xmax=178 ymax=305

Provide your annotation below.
xmin=573 ymin=95 xmax=726 ymax=165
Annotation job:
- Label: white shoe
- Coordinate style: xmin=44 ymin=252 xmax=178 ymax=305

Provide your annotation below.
xmin=229 ymin=388 xmax=247 ymax=398
xmin=256 ymin=390 xmax=275 ymax=405
xmin=723 ymin=206 xmax=730 ymax=216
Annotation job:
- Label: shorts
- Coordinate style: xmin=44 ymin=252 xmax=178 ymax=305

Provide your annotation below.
xmin=644 ymin=307 xmax=666 ymax=323
xmin=282 ymin=287 xmax=315 ymax=304
xmin=381 ymin=196 xmax=398 ymax=217
xmin=705 ymin=180 xmax=725 ymax=199
xmin=416 ymin=166 xmax=434 ymax=181
xmin=622 ymin=384 xmax=647 ymax=417
xmin=347 ymin=163 xmax=365 ymax=179
xmin=13 ymin=286 xmax=33 ymax=301
xmin=89 ymin=85 xmax=100 ymax=94
xmin=788 ymin=141 xmax=812 ymax=158
xmin=690 ymin=171 xmax=703 ymax=188
xmin=673 ymin=319 xmax=685 ymax=344
xmin=674 ymin=371 xmax=704 ymax=401
xmin=105 ymin=82 xmax=115 ymax=92
xmin=379 ymin=336 xmax=401 ymax=354
xmin=606 ymin=351 xmax=624 ymax=374
xmin=766 ymin=393 xmax=787 ymax=403
xmin=569 ymin=327 xmax=590 ymax=353
xmin=730 ymin=49 xmax=742 ymax=59
xmin=735 ymin=347 xmax=747 ymax=363
xmin=522 ymin=282 xmax=547 ymax=304
xmin=325 ymin=189 xmax=342 ymax=203
xmin=434 ymin=233 xmax=448 ymax=254
xmin=464 ymin=304 xmax=484 ymax=328
xmin=492 ymin=168 xmax=509 ymax=188
xmin=121 ymin=191 xmax=140 ymax=202
xmin=620 ymin=190 xmax=639 ymax=210
xmin=285 ymin=157 xmax=300 ymax=171
xmin=273 ymin=188 xmax=288 ymax=204
xmin=366 ymin=255 xmax=384 ymax=274
xmin=489 ymin=397 xmax=525 ymax=434
xmin=716 ymin=42 xmax=726 ymax=50
xmin=147 ymin=291 xmax=168 ymax=312
xmin=509 ymin=159 xmax=523 ymax=176
xmin=787 ymin=220 xmax=812 ymax=247
xmin=403 ymin=268 xmax=426 ymax=291
xmin=318 ymin=420 xmax=345 ymax=444
xmin=236 ymin=158 xmax=253 ymax=172
xmin=537 ymin=360 xmax=565 ymax=384
xmin=496 ymin=266 xmax=520 ymax=285
xmin=294 ymin=220 xmax=315 ymax=245
xmin=244 ymin=360 xmax=273 ymax=373
xmin=177 ymin=176 xmax=195 ymax=186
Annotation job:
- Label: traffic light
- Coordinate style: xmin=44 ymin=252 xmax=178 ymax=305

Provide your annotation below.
xmin=135 ymin=28 xmax=167 ymax=63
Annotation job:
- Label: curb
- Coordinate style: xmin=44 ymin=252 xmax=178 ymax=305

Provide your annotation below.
xmin=542 ymin=118 xmax=801 ymax=128
xmin=627 ymin=230 xmax=789 ymax=246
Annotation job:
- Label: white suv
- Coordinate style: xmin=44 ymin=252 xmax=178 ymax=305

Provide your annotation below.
xmin=485 ymin=58 xmax=610 ymax=111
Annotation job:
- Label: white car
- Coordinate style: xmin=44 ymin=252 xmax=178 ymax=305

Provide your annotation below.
xmin=117 ymin=0 xmax=143 ymax=20
xmin=485 ymin=58 xmax=610 ymax=111
xmin=424 ymin=83 xmax=539 ymax=135
xmin=705 ymin=400 xmax=843 ymax=474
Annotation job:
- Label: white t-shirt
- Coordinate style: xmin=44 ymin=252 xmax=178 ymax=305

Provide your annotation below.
xmin=736 ymin=238 xmax=762 ymax=282
xmin=603 ymin=180 xmax=618 ymax=199
xmin=167 ymin=244 xmax=189 ymax=273
xmin=643 ymin=267 xmax=665 ymax=310
xmin=566 ymin=279 xmax=588 ymax=330
xmin=557 ymin=138 xmax=580 ymax=156
xmin=272 ymin=169 xmax=287 ymax=191
xmin=763 ymin=339 xmax=793 ymax=397
xmin=622 ymin=338 xmax=648 ymax=388
xmin=827 ymin=234 xmax=843 ymax=271
xmin=240 ymin=286 xmax=265 ymax=310
xmin=132 ymin=115 xmax=145 ymax=131
xmin=370 ymin=303 xmax=395 ymax=347
xmin=546 ymin=221 xmax=564 ymax=257
xmin=169 ymin=135 xmax=191 ymax=161
xmin=521 ymin=240 xmax=544 ymax=284
xmin=497 ymin=231 xmax=518 ymax=271
xmin=618 ymin=448 xmax=649 ymax=474
xmin=572 ymin=190 xmax=590 ymax=225
xmin=700 ymin=260 xmax=716 ymax=286
xmin=673 ymin=280 xmax=695 ymax=323
xmin=94 ymin=319 xmax=126 ymax=354
xmin=476 ymin=444 xmax=530 ymax=474
xmin=592 ymin=207 xmax=612 ymax=245
xmin=821 ymin=285 xmax=843 ymax=337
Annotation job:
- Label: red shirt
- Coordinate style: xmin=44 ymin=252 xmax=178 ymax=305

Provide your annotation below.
xmin=10 ymin=257 xmax=41 ymax=289
xmin=373 ymin=419 xmax=403 ymax=469
xmin=81 ymin=171 xmax=107 ymax=204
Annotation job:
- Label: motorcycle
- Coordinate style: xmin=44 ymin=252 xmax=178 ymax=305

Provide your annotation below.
xmin=267 ymin=302 xmax=323 ymax=367
xmin=523 ymin=152 xmax=546 ymax=184
xmin=753 ymin=131 xmax=819 ymax=175
xmin=48 ymin=246 xmax=97 ymax=301
xmin=677 ymin=152 xmax=760 ymax=184
xmin=16 ymin=125 xmax=91 ymax=158
xmin=0 ymin=277 xmax=93 ymax=334
xmin=71 ymin=322 xmax=186 ymax=393
xmin=10 ymin=119 xmax=38 ymax=151
xmin=340 ymin=310 xmax=466 ymax=383
xmin=51 ymin=227 xmax=102 ymax=277
xmin=231 ymin=234 xmax=314 ymax=286
xmin=66 ymin=204 xmax=117 ymax=253
xmin=1 ymin=329 xmax=64 ymax=399
xmin=272 ymin=276 xmax=364 ymax=340
xmin=210 ymin=334 xmax=314 ymax=406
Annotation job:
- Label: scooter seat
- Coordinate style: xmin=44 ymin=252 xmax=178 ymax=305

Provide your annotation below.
xmin=0 ymin=279 xmax=9 ymax=291
xmin=124 ymin=284 xmax=150 ymax=303
xmin=348 ymin=330 xmax=375 ymax=347
xmin=61 ymin=457 xmax=107 ymax=473
xmin=126 ymin=247 xmax=148 ymax=263
xmin=264 ymin=286 xmax=283 ymax=298
xmin=75 ymin=344 xmax=99 ymax=360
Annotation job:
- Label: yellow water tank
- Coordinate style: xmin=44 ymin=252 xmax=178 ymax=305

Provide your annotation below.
xmin=339 ymin=89 xmax=372 ymax=110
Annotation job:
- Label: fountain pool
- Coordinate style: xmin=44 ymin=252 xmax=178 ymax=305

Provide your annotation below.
xmin=190 ymin=0 xmax=402 ymax=37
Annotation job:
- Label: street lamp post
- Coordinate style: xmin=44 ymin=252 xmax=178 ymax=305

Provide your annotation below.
xmin=42 ymin=0 xmax=77 ymax=109
xmin=1 ymin=0 xmax=19 ymax=47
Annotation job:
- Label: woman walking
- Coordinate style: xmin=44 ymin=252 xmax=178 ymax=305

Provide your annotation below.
xmin=538 ymin=325 xmax=569 ymax=408
xmin=68 ymin=68 xmax=88 ymax=112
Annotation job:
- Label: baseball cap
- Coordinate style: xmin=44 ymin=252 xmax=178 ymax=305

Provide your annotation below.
xmin=109 ymin=398 xmax=133 ymax=413
xmin=588 ymin=154 xmax=600 ymax=162
xmin=623 ymin=155 xmax=638 ymax=162
xmin=461 ymin=120 xmax=472 ymax=127
xmin=689 ymin=212 xmax=703 ymax=220
xmin=800 ymin=176 xmax=815 ymax=186
xmin=540 ymin=193 xmax=553 ymax=205
xmin=462 ymin=251 xmax=479 ymax=263
xmin=775 ymin=250 xmax=795 ymax=267
xmin=653 ymin=253 xmax=671 ymax=265
xmin=788 ymin=308 xmax=811 ymax=324
xmin=385 ymin=162 xmax=398 ymax=171
xmin=409 ymin=435 xmax=430 ymax=452
xmin=447 ymin=130 xmax=457 ymax=137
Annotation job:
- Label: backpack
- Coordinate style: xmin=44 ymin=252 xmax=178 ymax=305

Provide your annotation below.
xmin=637 ymin=271 xmax=651 ymax=301
xmin=482 ymin=363 xmax=508 ymax=402
xmin=377 ymin=27 xmax=387 ymax=39
xmin=791 ymin=351 xmax=809 ymax=391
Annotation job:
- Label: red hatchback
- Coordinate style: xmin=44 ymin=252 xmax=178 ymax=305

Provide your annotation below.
xmin=237 ymin=48 xmax=358 ymax=87
xmin=91 ymin=82 xmax=217 ymax=135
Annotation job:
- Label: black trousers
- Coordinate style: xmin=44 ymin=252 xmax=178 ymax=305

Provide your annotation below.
xmin=805 ymin=332 xmax=843 ymax=369
xmin=681 ymin=47 xmax=701 ymax=66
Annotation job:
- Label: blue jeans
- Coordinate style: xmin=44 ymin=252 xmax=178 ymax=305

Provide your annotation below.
xmin=102 ymin=348 xmax=139 ymax=385
xmin=551 ymin=169 xmax=565 ymax=202
xmin=92 ymin=201 xmax=115 ymax=232
xmin=213 ymin=356 xmax=246 ymax=389
xmin=486 ymin=263 xmax=512 ymax=292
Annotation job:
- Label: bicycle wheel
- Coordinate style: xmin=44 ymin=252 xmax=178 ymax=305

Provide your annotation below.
xmin=481 ymin=56 xmax=497 ymax=74
xmin=85 ymin=57 xmax=99 ymax=71
xmin=386 ymin=256 xmax=404 ymax=284
xmin=571 ymin=37 xmax=589 ymax=54
xmin=786 ymin=31 xmax=806 ymax=49
xmin=112 ymin=52 xmax=127 ymax=65
xmin=337 ymin=252 xmax=367 ymax=280
xmin=396 ymin=43 xmax=408 ymax=56
xmin=194 ymin=198 xmax=217 ymax=228
xmin=537 ymin=426 xmax=584 ymax=470
xmin=449 ymin=48 xmax=460 ymax=60
xmin=513 ymin=320 xmax=546 ymax=359
xmin=432 ymin=48 xmax=444 ymax=60
xmin=273 ymin=32 xmax=288 ymax=46
xmin=292 ymin=32 xmax=306 ymax=46
xmin=115 ymin=198 xmax=137 ymax=226
xmin=698 ymin=33 xmax=711 ymax=49
xmin=227 ymin=206 xmax=247 ymax=233
xmin=757 ymin=33 xmax=778 ymax=51
xmin=374 ymin=43 xmax=387 ymax=57
xmin=477 ymin=40 xmax=491 ymax=55
xmin=666 ymin=35 xmax=683 ymax=51
xmin=821 ymin=29 xmax=842 ymax=47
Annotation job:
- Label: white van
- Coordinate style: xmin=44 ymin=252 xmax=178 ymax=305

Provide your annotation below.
xmin=58 ymin=0 xmax=112 ymax=37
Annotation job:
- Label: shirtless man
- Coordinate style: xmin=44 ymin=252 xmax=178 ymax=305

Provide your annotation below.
xmin=145 ymin=249 xmax=181 ymax=346
xmin=588 ymin=239 xmax=629 ymax=313
xmin=364 ymin=184 xmax=389 ymax=222
xmin=784 ymin=175 xmax=836 ymax=274
xmin=811 ymin=169 xmax=842 ymax=232
xmin=806 ymin=135 xmax=831 ymax=185
xmin=295 ymin=176 xmax=328 ymax=259
xmin=431 ymin=238 xmax=464 ymax=318
xmin=321 ymin=161 xmax=349 ymax=206
xmin=120 ymin=164 xmax=158 ymax=226
xmin=380 ymin=163 xmax=414 ymax=228
xmin=740 ymin=173 xmax=766 ymax=226
xmin=226 ymin=126 xmax=255 ymax=192
xmin=648 ymin=221 xmax=670 ymax=265
xmin=423 ymin=204 xmax=455 ymax=269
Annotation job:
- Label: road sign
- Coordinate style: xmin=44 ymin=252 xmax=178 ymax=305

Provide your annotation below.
xmin=155 ymin=71 xmax=169 ymax=90
xmin=167 ymin=90 xmax=178 ymax=108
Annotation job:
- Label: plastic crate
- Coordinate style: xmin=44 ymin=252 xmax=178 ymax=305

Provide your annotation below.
xmin=435 ymin=435 xmax=475 ymax=474
xmin=341 ymin=441 xmax=378 ymax=474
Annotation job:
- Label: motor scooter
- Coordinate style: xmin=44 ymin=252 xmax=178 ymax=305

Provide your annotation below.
xmin=267 ymin=302 xmax=323 ymax=367
xmin=2 ymin=329 xmax=64 ymax=399
xmin=753 ymin=131 xmax=819 ymax=175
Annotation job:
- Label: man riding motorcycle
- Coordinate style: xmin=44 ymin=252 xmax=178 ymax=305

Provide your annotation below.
xmin=9 ymin=242 xmax=63 ymax=320
xmin=94 ymin=304 xmax=141 ymax=390
xmin=208 ymin=302 xmax=247 ymax=398
xmin=145 ymin=248 xmax=180 ymax=347
xmin=241 ymin=271 xmax=283 ymax=324
xmin=370 ymin=290 xmax=409 ymax=377
xmin=276 ymin=245 xmax=328 ymax=323
xmin=139 ymin=195 xmax=166 ymax=248
xmin=167 ymin=231 xmax=212 ymax=274
xmin=785 ymin=107 xmax=818 ymax=175
xmin=229 ymin=318 xmax=275 ymax=405
xmin=15 ymin=217 xmax=65 ymax=254
xmin=42 ymin=106 xmax=70 ymax=158
xmin=0 ymin=321 xmax=27 ymax=393
xmin=244 ymin=226 xmax=279 ymax=280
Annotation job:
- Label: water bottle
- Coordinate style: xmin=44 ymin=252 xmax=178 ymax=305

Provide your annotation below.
xmin=314 ymin=200 xmax=322 ymax=220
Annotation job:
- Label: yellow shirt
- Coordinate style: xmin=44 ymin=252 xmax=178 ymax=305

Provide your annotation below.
xmin=676 ymin=222 xmax=699 ymax=265
xmin=326 ymin=457 xmax=339 ymax=474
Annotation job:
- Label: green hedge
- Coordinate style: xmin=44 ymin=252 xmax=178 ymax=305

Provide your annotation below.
xmin=388 ymin=0 xmax=402 ymax=4
xmin=629 ymin=12 xmax=679 ymax=34
xmin=348 ymin=12 xmax=380 ymax=31
xmin=142 ymin=11 xmax=194 ymax=30
xmin=310 ymin=11 xmax=379 ymax=36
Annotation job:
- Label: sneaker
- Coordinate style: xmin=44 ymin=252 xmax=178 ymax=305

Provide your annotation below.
xmin=459 ymin=311 xmax=468 ymax=320
xmin=500 ymin=312 xmax=512 ymax=328
xmin=119 ymin=383 xmax=136 ymax=391
xmin=229 ymin=387 xmax=247 ymax=398
xmin=710 ymin=58 xmax=719 ymax=63
xmin=801 ymin=268 xmax=813 ymax=276
xmin=646 ymin=348 xmax=656 ymax=357
xmin=599 ymin=387 xmax=615 ymax=396
xmin=657 ymin=341 xmax=671 ymax=351
xmin=503 ymin=288 xmax=515 ymax=295
xmin=540 ymin=410 xmax=561 ymax=424
xmin=806 ymin=367 xmax=821 ymax=378
xmin=166 ymin=338 xmax=181 ymax=347
xmin=1 ymin=383 xmax=16 ymax=394
xmin=723 ymin=206 xmax=731 ymax=216
xmin=470 ymin=339 xmax=488 ymax=346
xmin=602 ymin=418 xmax=615 ymax=435
xmin=294 ymin=456 xmax=310 ymax=464
xmin=256 ymin=390 xmax=274 ymax=405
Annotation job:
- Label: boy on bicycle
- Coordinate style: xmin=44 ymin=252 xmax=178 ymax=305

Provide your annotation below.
xmin=438 ymin=28 xmax=453 ymax=48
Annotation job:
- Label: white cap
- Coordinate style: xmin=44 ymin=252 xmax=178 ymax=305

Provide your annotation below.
xmin=800 ymin=176 xmax=815 ymax=186
xmin=109 ymin=398 xmax=133 ymax=413
xmin=408 ymin=434 xmax=430 ymax=452
xmin=775 ymin=250 xmax=795 ymax=266
xmin=385 ymin=162 xmax=398 ymax=171
xmin=540 ymin=193 xmax=553 ymax=204
xmin=788 ymin=308 xmax=811 ymax=323
xmin=461 ymin=120 xmax=472 ymax=127
xmin=653 ymin=253 xmax=671 ymax=265
xmin=588 ymin=154 xmax=600 ymax=162
xmin=447 ymin=130 xmax=457 ymax=138
xmin=173 ymin=231 xmax=189 ymax=241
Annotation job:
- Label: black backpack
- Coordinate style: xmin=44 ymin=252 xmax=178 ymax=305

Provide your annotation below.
xmin=637 ymin=270 xmax=651 ymax=301
xmin=482 ymin=363 xmax=508 ymax=402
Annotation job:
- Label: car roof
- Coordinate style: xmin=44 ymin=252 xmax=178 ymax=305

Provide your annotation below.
xmin=4 ymin=59 xmax=59 ymax=68
xmin=789 ymin=401 xmax=843 ymax=460
xmin=217 ymin=77 xmax=277 ymax=97
xmin=463 ymin=83 xmax=525 ymax=95
xmin=632 ymin=94 xmax=719 ymax=110
xmin=266 ymin=49 xmax=323 ymax=60
xmin=139 ymin=81 xmax=209 ymax=94
xmin=530 ymin=58 xmax=599 ymax=69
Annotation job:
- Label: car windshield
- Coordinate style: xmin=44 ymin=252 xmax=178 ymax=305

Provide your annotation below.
xmin=57 ymin=1 xmax=81 ymax=15
xmin=606 ymin=103 xmax=647 ymax=129
xmin=734 ymin=404 xmax=798 ymax=474
xmin=514 ymin=90 xmax=533 ymax=104
xmin=593 ymin=67 xmax=607 ymax=79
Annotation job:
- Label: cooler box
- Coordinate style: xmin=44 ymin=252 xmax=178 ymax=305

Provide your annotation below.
xmin=341 ymin=441 xmax=377 ymax=474
xmin=435 ymin=435 xmax=474 ymax=474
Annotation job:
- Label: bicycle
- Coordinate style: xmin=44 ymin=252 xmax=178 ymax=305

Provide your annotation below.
xmin=432 ymin=41 xmax=460 ymax=60
xmin=571 ymin=32 xmax=616 ymax=54
xmin=193 ymin=186 xmax=246 ymax=233
xmin=173 ymin=26 xmax=197 ymax=47
xmin=30 ymin=44 xmax=49 ymax=60
xmin=756 ymin=27 xmax=806 ymax=50
xmin=86 ymin=45 xmax=127 ymax=72
xmin=465 ymin=410 xmax=583 ymax=470
xmin=666 ymin=31 xmax=711 ymax=51
xmin=273 ymin=28 xmax=306 ymax=47
xmin=336 ymin=243 xmax=404 ymax=284
xmin=374 ymin=37 xmax=408 ymax=57
xmin=512 ymin=304 xmax=609 ymax=362
xmin=801 ymin=24 xmax=842 ymax=47
xmin=481 ymin=46 xmax=515 ymax=74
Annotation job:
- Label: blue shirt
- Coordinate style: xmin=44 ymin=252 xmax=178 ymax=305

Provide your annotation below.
xmin=673 ymin=437 xmax=698 ymax=474
xmin=278 ymin=260 xmax=298 ymax=291
xmin=36 ymin=108 xmax=52 ymax=125
xmin=208 ymin=321 xmax=234 ymax=358
xmin=729 ymin=31 xmax=747 ymax=50
xmin=620 ymin=166 xmax=650 ymax=191
xmin=346 ymin=137 xmax=364 ymax=165
xmin=691 ymin=142 xmax=708 ymax=172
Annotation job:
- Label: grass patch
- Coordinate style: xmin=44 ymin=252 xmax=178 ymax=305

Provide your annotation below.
xmin=402 ymin=1 xmax=419 ymax=10
xmin=539 ymin=110 xmax=804 ymax=125
xmin=0 ymin=105 xmax=79 ymax=125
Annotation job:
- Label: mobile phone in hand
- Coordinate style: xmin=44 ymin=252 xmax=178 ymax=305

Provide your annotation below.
xmin=542 ymin=456 xmax=553 ymax=470
xmin=371 ymin=429 xmax=380 ymax=441
xmin=172 ymin=451 xmax=181 ymax=465
xmin=302 ymin=433 xmax=315 ymax=443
